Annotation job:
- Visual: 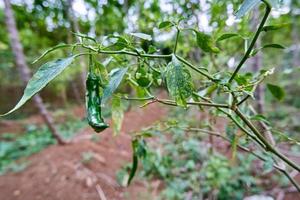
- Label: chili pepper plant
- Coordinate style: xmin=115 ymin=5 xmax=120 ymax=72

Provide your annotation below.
xmin=1 ymin=0 xmax=300 ymax=192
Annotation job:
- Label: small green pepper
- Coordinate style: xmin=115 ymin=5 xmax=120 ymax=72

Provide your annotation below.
xmin=86 ymin=72 xmax=109 ymax=132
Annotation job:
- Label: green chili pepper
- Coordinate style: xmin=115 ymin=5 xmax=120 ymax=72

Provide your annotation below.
xmin=86 ymin=69 xmax=109 ymax=133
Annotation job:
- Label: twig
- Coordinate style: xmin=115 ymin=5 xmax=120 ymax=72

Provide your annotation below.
xmin=95 ymin=184 xmax=107 ymax=200
xmin=229 ymin=3 xmax=271 ymax=83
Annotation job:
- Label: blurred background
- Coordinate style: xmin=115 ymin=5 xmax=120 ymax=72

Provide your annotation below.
xmin=0 ymin=0 xmax=300 ymax=199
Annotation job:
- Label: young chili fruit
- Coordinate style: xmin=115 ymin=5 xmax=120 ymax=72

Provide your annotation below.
xmin=86 ymin=72 xmax=109 ymax=132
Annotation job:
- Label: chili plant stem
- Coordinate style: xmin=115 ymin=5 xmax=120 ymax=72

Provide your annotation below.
xmin=235 ymin=108 xmax=300 ymax=172
xmin=175 ymin=55 xmax=216 ymax=81
xmin=173 ymin=28 xmax=180 ymax=53
xmin=228 ymin=4 xmax=271 ymax=83
xmin=185 ymin=127 xmax=300 ymax=193
xmin=81 ymin=45 xmax=215 ymax=81
xmin=98 ymin=50 xmax=172 ymax=59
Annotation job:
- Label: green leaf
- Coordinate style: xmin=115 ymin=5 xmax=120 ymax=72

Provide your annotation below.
xmin=127 ymin=138 xmax=146 ymax=185
xmin=127 ymin=154 xmax=138 ymax=186
xmin=130 ymin=33 xmax=152 ymax=41
xmin=32 ymin=43 xmax=71 ymax=64
xmin=165 ymin=55 xmax=193 ymax=107
xmin=262 ymin=24 xmax=288 ymax=32
xmin=195 ymin=31 xmax=220 ymax=53
xmin=251 ymin=43 xmax=285 ymax=56
xmin=216 ymin=33 xmax=240 ymax=42
xmin=235 ymin=0 xmax=261 ymax=18
xmin=111 ymin=96 xmax=124 ymax=135
xmin=102 ymin=67 xmax=128 ymax=104
xmin=94 ymin=60 xmax=109 ymax=85
xmin=262 ymin=43 xmax=285 ymax=49
xmin=1 ymin=56 xmax=75 ymax=116
xmin=267 ymin=83 xmax=285 ymax=101
xmin=250 ymin=114 xmax=270 ymax=125
xmin=158 ymin=21 xmax=173 ymax=29
xmin=107 ymin=35 xmax=129 ymax=50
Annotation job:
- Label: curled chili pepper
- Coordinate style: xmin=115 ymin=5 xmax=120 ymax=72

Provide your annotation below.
xmin=86 ymin=57 xmax=109 ymax=133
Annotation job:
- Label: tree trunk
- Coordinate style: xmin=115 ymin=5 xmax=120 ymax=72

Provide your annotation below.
xmin=4 ymin=0 xmax=65 ymax=145
xmin=251 ymin=8 xmax=265 ymax=114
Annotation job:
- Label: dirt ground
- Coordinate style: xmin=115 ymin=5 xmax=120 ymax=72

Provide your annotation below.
xmin=1 ymin=103 xmax=300 ymax=200
xmin=0 ymin=103 xmax=167 ymax=200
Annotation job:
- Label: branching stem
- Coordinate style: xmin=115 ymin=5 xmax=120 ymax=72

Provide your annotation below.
xmin=228 ymin=4 xmax=271 ymax=83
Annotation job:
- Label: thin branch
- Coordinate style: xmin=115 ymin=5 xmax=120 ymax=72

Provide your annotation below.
xmin=235 ymin=108 xmax=300 ymax=172
xmin=123 ymin=96 xmax=230 ymax=109
xmin=173 ymin=28 xmax=180 ymax=53
xmin=229 ymin=4 xmax=271 ymax=83
xmin=176 ymin=55 xmax=216 ymax=81
xmin=184 ymin=127 xmax=300 ymax=193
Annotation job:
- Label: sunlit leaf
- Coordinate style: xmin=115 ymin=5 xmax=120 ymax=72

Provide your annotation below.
xmin=195 ymin=31 xmax=220 ymax=53
xmin=235 ymin=0 xmax=261 ymax=18
xmin=217 ymin=33 xmax=240 ymax=42
xmin=262 ymin=24 xmax=288 ymax=32
xmin=94 ymin=60 xmax=109 ymax=85
xmin=251 ymin=44 xmax=285 ymax=56
xmin=158 ymin=21 xmax=173 ymax=29
xmin=102 ymin=67 xmax=128 ymax=104
xmin=1 ymin=56 xmax=75 ymax=116
xmin=111 ymin=96 xmax=124 ymax=135
xmin=165 ymin=55 xmax=194 ymax=107
xmin=130 ymin=32 xmax=152 ymax=41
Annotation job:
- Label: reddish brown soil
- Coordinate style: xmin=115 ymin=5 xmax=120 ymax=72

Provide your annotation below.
xmin=0 ymin=103 xmax=167 ymax=200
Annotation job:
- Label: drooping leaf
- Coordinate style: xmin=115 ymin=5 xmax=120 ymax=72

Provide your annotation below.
xmin=267 ymin=84 xmax=285 ymax=101
xmin=262 ymin=43 xmax=285 ymax=49
xmin=102 ymin=67 xmax=128 ymax=104
xmin=262 ymin=24 xmax=288 ymax=32
xmin=217 ymin=33 xmax=240 ymax=42
xmin=127 ymin=153 xmax=138 ymax=186
xmin=1 ymin=56 xmax=75 ymax=116
xmin=250 ymin=114 xmax=271 ymax=125
xmin=94 ymin=60 xmax=109 ymax=85
xmin=235 ymin=0 xmax=261 ymax=18
xmin=111 ymin=96 xmax=124 ymax=135
xmin=72 ymin=32 xmax=97 ymax=43
xmin=165 ymin=55 xmax=193 ymax=106
xmin=130 ymin=33 xmax=152 ymax=41
xmin=127 ymin=139 xmax=147 ymax=186
xmin=251 ymin=43 xmax=285 ymax=56
xmin=32 ymin=43 xmax=71 ymax=64
xmin=107 ymin=35 xmax=129 ymax=50
xmin=158 ymin=21 xmax=173 ymax=29
xmin=195 ymin=31 xmax=220 ymax=53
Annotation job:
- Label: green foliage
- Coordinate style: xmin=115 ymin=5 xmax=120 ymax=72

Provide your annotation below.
xmin=0 ymin=118 xmax=87 ymax=174
xmin=125 ymin=120 xmax=261 ymax=199
xmin=165 ymin=55 xmax=193 ymax=106
xmin=111 ymin=96 xmax=125 ymax=135
xmin=2 ymin=0 xmax=300 ymax=196
xmin=102 ymin=67 xmax=128 ymax=104
xmin=216 ymin=33 xmax=240 ymax=42
xmin=235 ymin=0 xmax=261 ymax=19
xmin=195 ymin=31 xmax=220 ymax=53
xmin=267 ymin=83 xmax=285 ymax=101
xmin=130 ymin=33 xmax=152 ymax=41
xmin=1 ymin=56 xmax=75 ymax=116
